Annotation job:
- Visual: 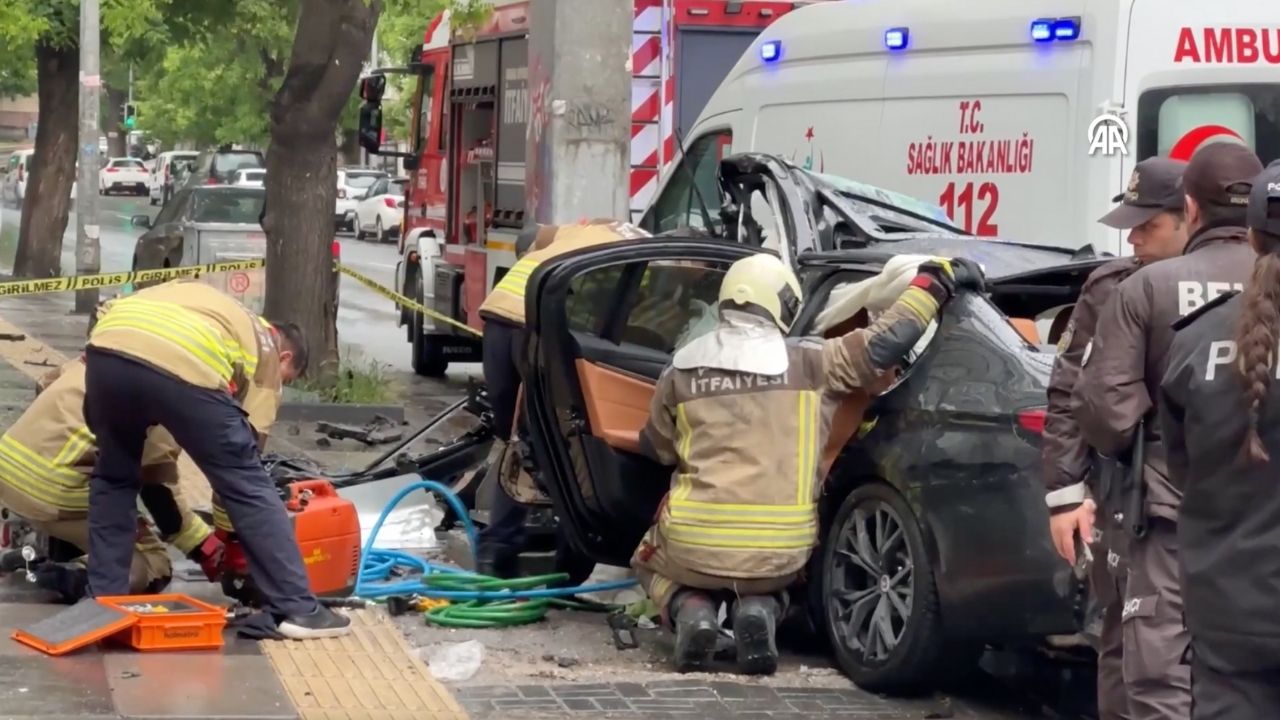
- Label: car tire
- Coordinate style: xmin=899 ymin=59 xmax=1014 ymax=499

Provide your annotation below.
xmin=353 ymin=214 xmax=363 ymax=240
xmin=820 ymin=482 xmax=947 ymax=695
xmin=410 ymin=271 xmax=448 ymax=377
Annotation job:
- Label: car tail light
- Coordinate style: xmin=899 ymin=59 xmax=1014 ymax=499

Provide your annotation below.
xmin=1014 ymin=407 xmax=1047 ymax=446
xmin=331 ymin=240 xmax=341 ymax=262
xmin=106 ymin=167 xmax=118 ymax=173
xmin=205 ymin=177 xmax=218 ymax=185
xmin=384 ymin=198 xmax=398 ymax=209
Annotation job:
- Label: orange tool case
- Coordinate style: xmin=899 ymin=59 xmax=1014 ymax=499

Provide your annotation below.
xmin=12 ymin=593 xmax=226 ymax=656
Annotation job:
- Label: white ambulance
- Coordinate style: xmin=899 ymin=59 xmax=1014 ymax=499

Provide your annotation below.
xmin=637 ymin=0 xmax=1280 ymax=258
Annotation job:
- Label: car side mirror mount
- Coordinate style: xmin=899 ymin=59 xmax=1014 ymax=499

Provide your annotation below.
xmin=131 ymin=214 xmax=152 ymax=229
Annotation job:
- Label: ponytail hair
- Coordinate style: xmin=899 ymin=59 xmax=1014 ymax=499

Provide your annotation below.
xmin=1235 ymin=228 xmax=1280 ymax=463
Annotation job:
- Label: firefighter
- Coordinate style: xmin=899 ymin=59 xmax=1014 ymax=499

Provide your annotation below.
xmin=0 ymin=359 xmax=219 ymax=602
xmin=1074 ymin=142 xmax=1263 ymax=719
xmin=82 ymin=281 xmax=349 ymax=639
xmin=473 ymin=219 xmax=650 ymax=579
xmin=1159 ymin=164 xmax=1280 ymax=718
xmin=1042 ymin=156 xmax=1188 ymax=719
xmin=635 ymin=252 xmax=982 ymax=674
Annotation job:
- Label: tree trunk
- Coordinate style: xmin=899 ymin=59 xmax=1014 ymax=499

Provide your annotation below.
xmin=104 ymin=85 xmax=127 ymax=158
xmin=15 ymin=42 xmax=79 ymax=279
xmin=262 ymin=0 xmax=381 ymax=381
xmin=339 ymin=127 xmax=361 ymax=166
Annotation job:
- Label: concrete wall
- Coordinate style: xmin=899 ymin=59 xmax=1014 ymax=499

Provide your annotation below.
xmin=528 ymin=0 xmax=633 ymax=223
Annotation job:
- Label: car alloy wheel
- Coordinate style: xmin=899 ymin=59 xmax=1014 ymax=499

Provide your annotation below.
xmin=831 ymin=499 xmax=912 ymax=663
xmin=822 ymin=482 xmax=946 ymax=694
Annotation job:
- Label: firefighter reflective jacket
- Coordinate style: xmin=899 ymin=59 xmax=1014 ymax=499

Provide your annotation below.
xmin=638 ymin=279 xmax=946 ymax=580
xmin=89 ymin=280 xmax=279 ymax=408
xmin=477 ymin=221 xmax=650 ymax=327
xmin=88 ymin=281 xmax=285 ymax=535
xmin=0 ymin=359 xmax=211 ymax=553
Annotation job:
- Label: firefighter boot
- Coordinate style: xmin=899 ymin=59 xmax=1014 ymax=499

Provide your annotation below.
xmin=669 ymin=590 xmax=719 ymax=673
xmin=733 ymin=595 xmax=782 ymax=675
xmin=34 ymin=562 xmax=89 ymax=604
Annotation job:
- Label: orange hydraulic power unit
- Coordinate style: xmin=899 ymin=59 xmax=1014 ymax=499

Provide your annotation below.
xmin=219 ymin=479 xmax=362 ymax=605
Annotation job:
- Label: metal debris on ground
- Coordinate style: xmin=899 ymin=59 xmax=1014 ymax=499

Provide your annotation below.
xmin=22 ymin=359 xmax=54 ymax=367
xmin=315 ymin=415 xmax=405 ymax=445
xmin=0 ymin=332 xmax=26 ymax=341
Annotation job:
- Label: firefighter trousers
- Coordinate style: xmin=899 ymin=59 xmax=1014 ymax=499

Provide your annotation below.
xmin=42 ymin=516 xmax=171 ymax=593
xmin=1121 ymin=517 xmax=1192 ymax=720
xmin=477 ymin=318 xmax=528 ymax=565
xmin=1090 ymin=519 xmax=1131 ymax=720
xmin=83 ymin=348 xmax=317 ymax=618
xmin=631 ymin=525 xmax=793 ymax=625
xmin=1190 ymin=655 xmax=1280 ymax=720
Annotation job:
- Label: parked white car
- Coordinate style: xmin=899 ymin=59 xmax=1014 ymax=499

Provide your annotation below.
xmin=335 ymin=167 xmax=387 ymax=232
xmin=233 ymin=169 xmax=266 ymax=187
xmin=353 ymin=176 xmax=407 ymax=243
xmin=2 ymin=149 xmax=35 ymax=207
xmin=99 ymin=157 xmax=149 ymax=196
xmin=149 ymin=150 xmax=199 ymax=206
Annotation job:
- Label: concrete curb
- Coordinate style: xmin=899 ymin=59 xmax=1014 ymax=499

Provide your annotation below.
xmin=277 ymin=401 xmax=405 ymax=425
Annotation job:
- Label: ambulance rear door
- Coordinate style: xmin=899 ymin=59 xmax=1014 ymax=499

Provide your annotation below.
xmin=1124 ymin=2 xmax=1280 ymax=168
xmin=872 ymin=2 xmax=1092 ymax=247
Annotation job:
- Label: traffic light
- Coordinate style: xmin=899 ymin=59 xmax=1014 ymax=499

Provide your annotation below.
xmin=123 ymin=103 xmax=136 ymax=130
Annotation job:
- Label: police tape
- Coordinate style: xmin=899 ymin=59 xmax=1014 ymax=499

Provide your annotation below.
xmin=0 ymin=258 xmax=266 ymax=298
xmin=0 ymin=256 xmax=485 ymax=339
xmin=335 ymin=263 xmax=482 ymax=337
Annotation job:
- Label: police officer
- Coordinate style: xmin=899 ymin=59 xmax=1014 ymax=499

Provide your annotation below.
xmin=636 ymin=253 xmax=982 ymax=674
xmin=1075 ymin=142 xmax=1263 ymax=719
xmin=1159 ymin=163 xmax=1280 ymax=718
xmin=474 ymin=219 xmax=649 ymax=579
xmin=1043 ymin=156 xmax=1188 ymax=719
xmin=84 ymin=281 xmax=349 ymax=639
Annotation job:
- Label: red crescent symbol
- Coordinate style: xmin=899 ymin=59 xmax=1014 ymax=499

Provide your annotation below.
xmin=1169 ymin=125 xmax=1243 ymax=161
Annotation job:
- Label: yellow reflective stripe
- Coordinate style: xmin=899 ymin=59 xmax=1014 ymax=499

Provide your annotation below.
xmin=96 ymin=309 xmax=231 ymax=375
xmin=97 ymin=306 xmax=234 ymax=381
xmin=212 ymin=503 xmax=233 ymax=533
xmin=667 ymin=497 xmax=812 ymax=513
xmin=797 ymin=390 xmax=819 ymax=504
xmin=673 ymin=403 xmax=693 ymax=502
xmin=897 ymin=286 xmax=938 ymax=325
xmin=170 ymin=514 xmax=212 ymax=554
xmin=53 ymin=426 xmax=95 ymax=466
xmin=665 ymin=523 xmax=816 ymax=550
xmin=0 ymin=435 xmax=85 ymax=485
xmin=493 ymin=258 xmax=541 ymax=297
xmin=667 ymin=503 xmax=815 ymax=526
xmin=227 ymin=339 xmax=258 ymax=376
xmin=0 ymin=442 xmax=88 ymax=510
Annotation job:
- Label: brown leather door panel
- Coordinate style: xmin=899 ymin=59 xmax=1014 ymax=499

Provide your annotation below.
xmin=822 ymin=391 xmax=870 ymax=478
xmin=574 ymin=359 xmax=655 ymax=454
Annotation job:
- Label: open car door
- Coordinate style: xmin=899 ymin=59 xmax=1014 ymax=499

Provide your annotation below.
xmin=520 ymin=238 xmax=765 ymax=566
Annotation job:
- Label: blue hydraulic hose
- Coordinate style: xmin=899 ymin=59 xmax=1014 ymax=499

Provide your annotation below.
xmin=353 ymin=479 xmax=638 ymax=601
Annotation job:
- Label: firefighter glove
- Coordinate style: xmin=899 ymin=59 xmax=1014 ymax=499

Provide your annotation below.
xmin=188 ymin=533 xmax=226 ymax=583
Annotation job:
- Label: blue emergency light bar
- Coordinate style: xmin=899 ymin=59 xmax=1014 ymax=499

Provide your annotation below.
xmin=761 ymin=40 xmax=782 ymax=62
xmin=885 ymin=27 xmax=909 ymax=50
xmin=1033 ymin=16 xmax=1081 ymax=42
xmin=1054 ymin=17 xmax=1081 ymax=40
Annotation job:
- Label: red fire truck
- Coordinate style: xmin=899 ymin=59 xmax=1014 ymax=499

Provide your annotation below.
xmin=361 ymin=0 xmax=810 ymax=376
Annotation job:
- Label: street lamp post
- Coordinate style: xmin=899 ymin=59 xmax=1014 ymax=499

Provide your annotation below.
xmin=75 ymin=0 xmax=103 ymax=313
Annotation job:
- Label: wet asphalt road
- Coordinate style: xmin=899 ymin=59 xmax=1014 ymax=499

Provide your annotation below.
xmin=0 ymin=193 xmax=478 ymax=408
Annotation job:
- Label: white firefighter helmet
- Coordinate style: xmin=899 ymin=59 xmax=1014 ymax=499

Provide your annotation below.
xmin=718 ymin=253 xmax=802 ymax=331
